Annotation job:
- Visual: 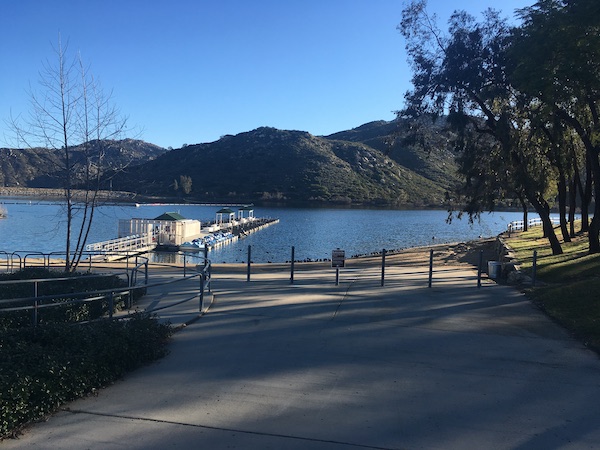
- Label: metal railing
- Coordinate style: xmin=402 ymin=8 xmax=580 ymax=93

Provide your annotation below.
xmin=0 ymin=251 xmax=212 ymax=327
xmin=508 ymin=217 xmax=560 ymax=232
xmin=0 ymin=250 xmax=154 ymax=273
xmin=85 ymin=233 xmax=154 ymax=253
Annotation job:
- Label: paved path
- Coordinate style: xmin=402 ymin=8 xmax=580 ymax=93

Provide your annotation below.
xmin=4 ymin=256 xmax=600 ymax=449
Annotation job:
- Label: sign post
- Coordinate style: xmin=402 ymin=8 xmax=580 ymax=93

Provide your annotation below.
xmin=331 ymin=248 xmax=345 ymax=286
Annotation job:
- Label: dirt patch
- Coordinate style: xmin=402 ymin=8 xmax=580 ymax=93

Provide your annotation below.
xmin=442 ymin=239 xmax=499 ymax=268
xmin=211 ymin=238 xmax=502 ymax=274
xmin=346 ymin=238 xmax=500 ymax=272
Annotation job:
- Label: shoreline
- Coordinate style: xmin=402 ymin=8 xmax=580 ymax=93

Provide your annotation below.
xmin=0 ymin=187 xmax=137 ymax=203
xmin=0 ymin=187 xmax=532 ymax=211
xmin=210 ymin=237 xmax=501 ymax=272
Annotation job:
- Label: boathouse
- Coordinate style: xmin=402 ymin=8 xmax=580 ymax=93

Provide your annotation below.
xmin=118 ymin=212 xmax=201 ymax=247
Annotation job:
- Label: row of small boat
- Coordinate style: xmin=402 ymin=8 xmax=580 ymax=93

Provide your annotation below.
xmin=180 ymin=231 xmax=235 ymax=251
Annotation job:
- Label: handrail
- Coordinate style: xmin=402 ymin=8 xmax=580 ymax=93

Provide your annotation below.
xmin=0 ymin=273 xmax=127 ymax=287
xmin=0 ymin=258 xmax=212 ymax=326
xmin=85 ymin=233 xmax=153 ymax=253
xmin=0 ymin=250 xmax=155 ymax=274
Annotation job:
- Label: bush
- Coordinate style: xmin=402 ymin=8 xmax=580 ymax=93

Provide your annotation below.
xmin=0 ymin=314 xmax=172 ymax=438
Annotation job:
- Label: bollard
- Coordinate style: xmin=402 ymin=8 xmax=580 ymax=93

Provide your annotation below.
xmin=199 ymin=272 xmax=205 ymax=312
xmin=247 ymin=245 xmax=252 ymax=282
xmin=532 ymin=250 xmax=537 ymax=287
xmin=381 ymin=248 xmax=386 ymax=287
xmin=290 ymin=246 xmax=295 ymax=284
xmin=477 ymin=250 xmax=483 ymax=288
xmin=428 ymin=249 xmax=434 ymax=288
xmin=207 ymin=263 xmax=212 ymax=293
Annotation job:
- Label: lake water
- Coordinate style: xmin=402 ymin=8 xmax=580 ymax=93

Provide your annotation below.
xmin=0 ymin=199 xmax=528 ymax=263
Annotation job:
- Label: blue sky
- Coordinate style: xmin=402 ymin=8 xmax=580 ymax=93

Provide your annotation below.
xmin=1 ymin=0 xmax=532 ymax=149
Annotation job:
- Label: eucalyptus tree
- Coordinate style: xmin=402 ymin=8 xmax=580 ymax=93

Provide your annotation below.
xmin=510 ymin=0 xmax=600 ymax=252
xmin=398 ymin=0 xmax=564 ymax=254
xmin=11 ymin=37 xmax=127 ymax=271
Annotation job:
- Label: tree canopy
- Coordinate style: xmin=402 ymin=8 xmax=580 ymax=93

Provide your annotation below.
xmin=399 ymin=0 xmax=600 ymax=254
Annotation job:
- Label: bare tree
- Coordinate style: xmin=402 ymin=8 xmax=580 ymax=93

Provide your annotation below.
xmin=11 ymin=36 xmax=127 ymax=271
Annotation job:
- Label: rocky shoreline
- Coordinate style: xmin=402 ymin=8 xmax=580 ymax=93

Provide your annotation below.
xmin=0 ymin=187 xmax=137 ymax=202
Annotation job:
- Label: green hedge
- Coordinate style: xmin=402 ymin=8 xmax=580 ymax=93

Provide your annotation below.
xmin=0 ymin=315 xmax=172 ymax=438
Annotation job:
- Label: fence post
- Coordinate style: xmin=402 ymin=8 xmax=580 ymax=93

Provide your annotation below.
xmin=381 ymin=249 xmax=386 ymax=287
xmin=207 ymin=263 xmax=212 ymax=293
xmin=532 ymin=250 xmax=537 ymax=287
xmin=477 ymin=250 xmax=483 ymax=288
xmin=428 ymin=249 xmax=434 ymax=288
xmin=290 ymin=246 xmax=295 ymax=284
xmin=199 ymin=272 xmax=205 ymax=312
xmin=247 ymin=245 xmax=252 ymax=282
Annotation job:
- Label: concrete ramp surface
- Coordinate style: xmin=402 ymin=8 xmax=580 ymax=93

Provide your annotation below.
xmin=4 ymin=259 xmax=600 ymax=449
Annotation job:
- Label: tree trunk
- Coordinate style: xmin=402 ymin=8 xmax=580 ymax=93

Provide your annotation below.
xmin=580 ymin=152 xmax=592 ymax=233
xmin=531 ymin=195 xmax=563 ymax=255
xmin=557 ymin=169 xmax=571 ymax=242
xmin=517 ymin=192 xmax=528 ymax=231
xmin=587 ymin=150 xmax=600 ymax=253
xmin=569 ymin=172 xmax=577 ymax=237
xmin=589 ymin=215 xmax=600 ymax=254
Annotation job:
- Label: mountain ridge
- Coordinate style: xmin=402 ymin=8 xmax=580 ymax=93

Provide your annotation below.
xmin=0 ymin=120 xmax=460 ymax=206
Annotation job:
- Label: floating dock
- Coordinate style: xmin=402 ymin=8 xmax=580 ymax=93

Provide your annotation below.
xmin=178 ymin=218 xmax=279 ymax=253
xmin=85 ymin=206 xmax=279 ymax=258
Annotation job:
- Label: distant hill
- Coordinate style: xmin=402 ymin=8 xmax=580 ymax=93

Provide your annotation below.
xmin=0 ymin=139 xmax=165 ymax=188
xmin=324 ymin=119 xmax=460 ymax=190
xmin=0 ymin=120 xmax=461 ymax=206
xmin=110 ymin=125 xmax=456 ymax=206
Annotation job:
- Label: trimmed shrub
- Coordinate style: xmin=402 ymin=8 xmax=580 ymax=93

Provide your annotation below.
xmin=0 ymin=315 xmax=172 ymax=438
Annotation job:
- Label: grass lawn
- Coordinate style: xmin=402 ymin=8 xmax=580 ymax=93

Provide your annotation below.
xmin=503 ymin=226 xmax=600 ymax=353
